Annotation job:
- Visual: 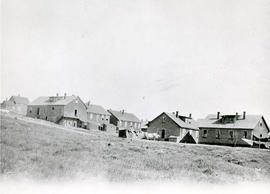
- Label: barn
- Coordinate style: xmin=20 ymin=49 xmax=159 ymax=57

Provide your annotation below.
xmin=26 ymin=94 xmax=87 ymax=128
xmin=198 ymin=112 xmax=270 ymax=147
xmin=147 ymin=111 xmax=199 ymax=143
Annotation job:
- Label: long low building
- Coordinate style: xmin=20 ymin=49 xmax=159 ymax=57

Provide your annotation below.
xmin=198 ymin=112 xmax=269 ymax=147
xmin=27 ymin=94 xmax=87 ymax=128
xmin=147 ymin=111 xmax=199 ymax=143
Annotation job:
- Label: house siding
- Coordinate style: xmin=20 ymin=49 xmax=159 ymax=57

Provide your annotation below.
xmin=87 ymin=112 xmax=110 ymax=125
xmin=27 ymin=105 xmax=64 ymax=123
xmin=64 ymin=99 xmax=87 ymax=122
xmin=252 ymin=118 xmax=269 ymax=138
xmin=198 ymin=128 xmax=253 ymax=146
xmin=148 ymin=113 xmax=180 ymax=140
xmin=26 ymin=97 xmax=87 ymax=128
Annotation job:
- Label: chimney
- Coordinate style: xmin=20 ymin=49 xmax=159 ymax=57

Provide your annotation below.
xmin=189 ymin=113 xmax=192 ymax=118
xmin=243 ymin=111 xmax=246 ymax=120
xmin=217 ymin=112 xmax=220 ymax=119
xmin=236 ymin=112 xmax=238 ymax=120
xmin=64 ymin=93 xmax=67 ymax=99
xmin=122 ymin=109 xmax=125 ymax=114
xmin=176 ymin=111 xmax=179 ymax=118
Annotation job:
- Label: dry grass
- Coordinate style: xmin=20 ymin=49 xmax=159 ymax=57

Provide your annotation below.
xmin=1 ymin=112 xmax=270 ymax=184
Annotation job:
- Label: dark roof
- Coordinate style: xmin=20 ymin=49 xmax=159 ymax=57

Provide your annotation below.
xmin=29 ymin=95 xmax=79 ymax=106
xmin=150 ymin=112 xmax=199 ymax=130
xmin=9 ymin=96 xmax=29 ymax=105
xmin=108 ymin=110 xmax=140 ymax=122
xmin=198 ymin=114 xmax=269 ymax=130
xmin=86 ymin=104 xmax=110 ymax=115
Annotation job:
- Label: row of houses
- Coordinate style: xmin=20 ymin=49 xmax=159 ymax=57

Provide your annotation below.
xmin=1 ymin=94 xmax=269 ymax=148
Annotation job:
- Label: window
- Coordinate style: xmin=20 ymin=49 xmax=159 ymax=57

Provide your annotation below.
xmin=29 ymin=107 xmax=32 ymax=113
xmin=37 ymin=107 xmax=40 ymax=115
xmin=119 ymin=120 xmax=122 ymax=126
xmin=52 ymin=106 xmax=55 ymax=110
xmin=162 ymin=116 xmax=166 ymax=123
xmin=74 ymin=109 xmax=77 ymax=117
xmin=125 ymin=121 xmax=127 ymax=127
xmin=216 ymin=130 xmax=221 ymax=139
xmin=203 ymin=129 xmax=208 ymax=138
xmin=244 ymin=131 xmax=248 ymax=138
xmin=96 ymin=114 xmax=100 ymax=121
xmin=260 ymin=122 xmax=262 ymax=127
xmin=90 ymin=113 xmax=93 ymax=119
xmin=229 ymin=131 xmax=234 ymax=139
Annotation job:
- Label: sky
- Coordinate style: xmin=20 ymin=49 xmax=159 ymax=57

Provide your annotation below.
xmin=1 ymin=0 xmax=270 ymax=121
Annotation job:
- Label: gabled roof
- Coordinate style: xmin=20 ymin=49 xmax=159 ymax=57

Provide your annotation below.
xmin=198 ymin=114 xmax=269 ymax=130
xmin=158 ymin=112 xmax=199 ymax=130
xmin=166 ymin=112 xmax=199 ymax=130
xmin=29 ymin=95 xmax=79 ymax=106
xmin=9 ymin=96 xmax=29 ymax=105
xmin=86 ymin=104 xmax=110 ymax=115
xmin=108 ymin=110 xmax=140 ymax=122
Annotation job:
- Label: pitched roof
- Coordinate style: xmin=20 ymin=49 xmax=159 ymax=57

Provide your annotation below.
xmin=86 ymin=104 xmax=110 ymax=115
xmin=108 ymin=110 xmax=140 ymax=122
xmin=29 ymin=95 xmax=78 ymax=106
xmin=164 ymin=112 xmax=199 ymax=130
xmin=198 ymin=114 xmax=269 ymax=130
xmin=10 ymin=96 xmax=29 ymax=105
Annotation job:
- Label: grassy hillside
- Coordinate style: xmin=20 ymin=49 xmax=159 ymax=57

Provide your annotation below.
xmin=1 ymin=112 xmax=270 ymax=184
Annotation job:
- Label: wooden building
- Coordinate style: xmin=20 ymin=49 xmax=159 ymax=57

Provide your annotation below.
xmin=26 ymin=94 xmax=87 ymax=128
xmin=108 ymin=109 xmax=141 ymax=131
xmin=198 ymin=112 xmax=269 ymax=147
xmin=0 ymin=95 xmax=29 ymax=115
xmin=147 ymin=111 xmax=199 ymax=143
xmin=85 ymin=102 xmax=111 ymax=131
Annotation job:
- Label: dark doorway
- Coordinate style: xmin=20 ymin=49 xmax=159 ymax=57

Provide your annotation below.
xmin=161 ymin=129 xmax=166 ymax=139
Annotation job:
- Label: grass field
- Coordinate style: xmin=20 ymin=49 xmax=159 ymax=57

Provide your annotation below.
xmin=1 ymin=112 xmax=270 ymax=184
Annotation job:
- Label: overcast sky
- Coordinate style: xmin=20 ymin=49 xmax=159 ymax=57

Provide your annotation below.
xmin=1 ymin=0 xmax=270 ymax=121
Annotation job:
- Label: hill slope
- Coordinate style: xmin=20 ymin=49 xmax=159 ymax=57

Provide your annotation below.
xmin=1 ymin=112 xmax=270 ymax=184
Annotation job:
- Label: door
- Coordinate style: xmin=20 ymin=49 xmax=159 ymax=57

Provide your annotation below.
xmin=161 ymin=129 xmax=166 ymax=139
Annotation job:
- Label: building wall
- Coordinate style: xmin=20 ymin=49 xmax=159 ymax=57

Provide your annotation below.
xmin=64 ymin=99 xmax=87 ymax=122
xmin=119 ymin=120 xmax=141 ymax=130
xmin=5 ymin=103 xmax=28 ymax=115
xmin=109 ymin=114 xmax=141 ymax=131
xmin=198 ymin=128 xmax=253 ymax=146
xmin=87 ymin=112 xmax=110 ymax=125
xmin=59 ymin=118 xmax=78 ymax=128
xmin=252 ymin=118 xmax=269 ymax=138
xmin=27 ymin=105 xmax=64 ymax=123
xmin=148 ymin=113 xmax=199 ymax=143
xmin=147 ymin=113 xmax=180 ymax=140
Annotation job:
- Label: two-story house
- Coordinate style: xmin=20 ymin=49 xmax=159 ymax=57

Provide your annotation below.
xmin=26 ymin=94 xmax=87 ymax=128
xmin=108 ymin=109 xmax=141 ymax=131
